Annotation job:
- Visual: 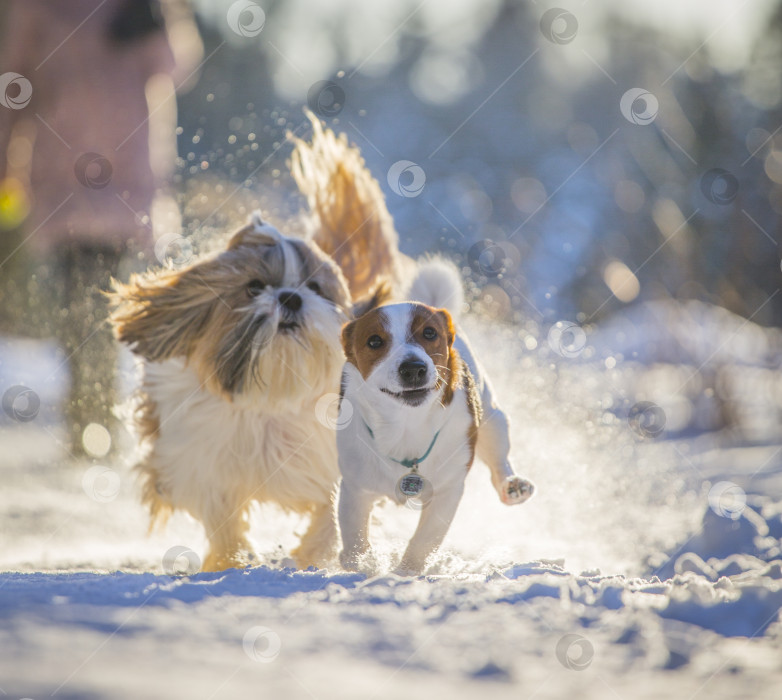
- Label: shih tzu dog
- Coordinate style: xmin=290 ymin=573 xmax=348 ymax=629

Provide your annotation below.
xmin=111 ymin=115 xmax=398 ymax=571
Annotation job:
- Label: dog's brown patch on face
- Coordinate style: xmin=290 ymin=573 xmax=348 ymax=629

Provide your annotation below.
xmin=341 ymin=308 xmax=391 ymax=379
xmin=408 ymin=304 xmax=457 ymax=402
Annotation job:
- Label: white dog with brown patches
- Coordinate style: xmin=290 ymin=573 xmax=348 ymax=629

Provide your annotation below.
xmin=338 ymin=263 xmax=535 ymax=575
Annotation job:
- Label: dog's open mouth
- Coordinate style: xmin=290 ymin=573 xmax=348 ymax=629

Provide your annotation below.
xmin=381 ymin=387 xmax=431 ymax=405
xmin=278 ymin=321 xmax=299 ymax=333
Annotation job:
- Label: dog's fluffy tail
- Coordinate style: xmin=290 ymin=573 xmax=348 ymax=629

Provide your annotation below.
xmin=406 ymin=258 xmax=464 ymax=321
xmin=290 ymin=111 xmax=403 ymax=301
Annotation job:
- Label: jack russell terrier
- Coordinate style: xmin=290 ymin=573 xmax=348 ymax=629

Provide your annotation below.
xmin=337 ymin=261 xmax=535 ymax=575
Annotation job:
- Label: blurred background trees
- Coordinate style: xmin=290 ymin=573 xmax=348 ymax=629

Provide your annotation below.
xmin=3 ymin=0 xmax=781 ymax=328
xmin=167 ymin=0 xmax=782 ymax=328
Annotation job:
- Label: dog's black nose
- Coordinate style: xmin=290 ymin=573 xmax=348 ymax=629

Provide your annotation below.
xmin=278 ymin=291 xmax=302 ymax=312
xmin=398 ymin=359 xmax=427 ymax=386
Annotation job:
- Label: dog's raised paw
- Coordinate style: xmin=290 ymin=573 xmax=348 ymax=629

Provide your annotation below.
xmin=500 ymin=476 xmax=535 ymax=505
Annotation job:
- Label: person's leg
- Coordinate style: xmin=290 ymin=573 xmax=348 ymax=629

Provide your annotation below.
xmin=60 ymin=242 xmax=122 ymax=457
xmin=0 ymin=226 xmax=32 ymax=336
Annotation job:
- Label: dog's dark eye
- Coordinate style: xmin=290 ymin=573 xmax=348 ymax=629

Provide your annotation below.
xmin=306 ymin=281 xmax=322 ymax=296
xmin=422 ymin=327 xmax=437 ymax=341
xmin=246 ymin=279 xmax=266 ymax=297
xmin=367 ymin=335 xmax=384 ymax=349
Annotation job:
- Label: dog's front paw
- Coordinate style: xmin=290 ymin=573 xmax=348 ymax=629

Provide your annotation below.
xmin=202 ymin=551 xmax=248 ymax=572
xmin=500 ymin=476 xmax=535 ymax=506
xmin=339 ymin=549 xmax=359 ymax=572
xmin=339 ymin=548 xmax=376 ymax=573
xmin=392 ymin=561 xmax=423 ymax=577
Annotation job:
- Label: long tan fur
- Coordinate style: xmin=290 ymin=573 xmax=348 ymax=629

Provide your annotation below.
xmin=290 ymin=111 xmax=408 ymax=300
xmin=108 ymin=116 xmax=412 ymax=572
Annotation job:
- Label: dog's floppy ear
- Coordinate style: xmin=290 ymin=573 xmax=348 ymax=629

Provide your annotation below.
xmin=351 ymin=278 xmax=392 ymax=318
xmin=110 ymin=262 xmax=220 ymax=362
xmin=435 ymin=308 xmax=455 ymax=348
xmin=434 ymin=307 xmax=460 ymax=406
xmin=341 ymin=320 xmax=357 ymax=366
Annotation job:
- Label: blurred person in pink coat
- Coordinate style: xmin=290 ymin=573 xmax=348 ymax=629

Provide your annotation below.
xmin=0 ymin=0 xmax=201 ymax=455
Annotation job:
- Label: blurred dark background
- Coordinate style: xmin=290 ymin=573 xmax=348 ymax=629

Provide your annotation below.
xmin=3 ymin=0 xmax=781 ymax=324
xmin=202 ymin=0 xmax=773 ymax=331
xmin=176 ymin=0 xmax=782 ymax=329
xmin=2 ymin=0 xmax=782 ymax=443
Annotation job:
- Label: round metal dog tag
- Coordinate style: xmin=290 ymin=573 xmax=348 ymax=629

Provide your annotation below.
xmin=398 ymin=472 xmax=424 ymax=497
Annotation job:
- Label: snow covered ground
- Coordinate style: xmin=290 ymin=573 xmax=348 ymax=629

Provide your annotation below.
xmin=2 ymin=308 xmax=782 ymax=699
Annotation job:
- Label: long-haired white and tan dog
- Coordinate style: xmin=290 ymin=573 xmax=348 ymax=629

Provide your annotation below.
xmin=111 ymin=114 xmax=399 ymax=571
xmin=337 ymin=263 xmax=535 ymax=575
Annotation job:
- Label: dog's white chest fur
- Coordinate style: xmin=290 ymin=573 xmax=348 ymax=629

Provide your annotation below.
xmin=338 ymin=345 xmax=475 ymax=498
xmin=141 ymin=358 xmax=339 ymax=516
